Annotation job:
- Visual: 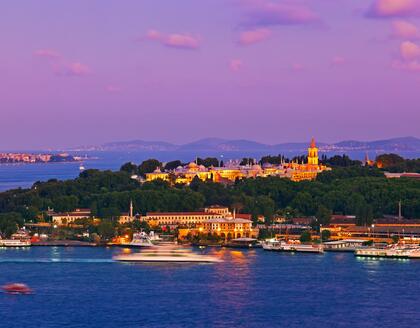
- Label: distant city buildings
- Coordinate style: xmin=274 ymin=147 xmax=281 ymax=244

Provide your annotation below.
xmin=145 ymin=138 xmax=330 ymax=183
xmin=0 ymin=152 xmax=80 ymax=164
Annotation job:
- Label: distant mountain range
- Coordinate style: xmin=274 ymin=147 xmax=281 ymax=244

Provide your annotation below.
xmin=72 ymin=136 xmax=420 ymax=154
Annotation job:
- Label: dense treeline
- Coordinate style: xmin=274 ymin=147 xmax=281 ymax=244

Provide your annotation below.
xmin=1 ymin=154 xmax=419 ymax=236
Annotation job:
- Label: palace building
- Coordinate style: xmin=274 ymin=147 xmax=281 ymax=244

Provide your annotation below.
xmin=145 ymin=138 xmax=330 ymax=184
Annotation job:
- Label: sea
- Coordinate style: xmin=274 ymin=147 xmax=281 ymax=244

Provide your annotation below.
xmin=0 ymin=247 xmax=419 ymax=328
xmin=1 ymin=150 xmax=419 ymax=192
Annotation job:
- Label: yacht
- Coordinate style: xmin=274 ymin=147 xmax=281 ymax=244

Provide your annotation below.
xmin=120 ymin=232 xmax=156 ymax=248
xmin=262 ymin=239 xmax=324 ymax=253
xmin=113 ymin=245 xmax=223 ymax=263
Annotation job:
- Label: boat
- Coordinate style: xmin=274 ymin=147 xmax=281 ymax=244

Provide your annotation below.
xmin=2 ymin=283 xmax=33 ymax=294
xmin=262 ymin=239 xmax=324 ymax=253
xmin=113 ymin=245 xmax=223 ymax=263
xmin=0 ymin=239 xmax=31 ymax=247
xmin=79 ymin=164 xmax=86 ymax=171
xmin=119 ymin=232 xmax=156 ymax=248
xmin=355 ymin=244 xmax=420 ymax=259
xmin=225 ymin=238 xmax=261 ymax=249
xmin=323 ymin=239 xmax=369 ymax=252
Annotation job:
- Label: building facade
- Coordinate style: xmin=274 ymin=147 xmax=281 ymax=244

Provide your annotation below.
xmin=145 ymin=138 xmax=330 ymax=184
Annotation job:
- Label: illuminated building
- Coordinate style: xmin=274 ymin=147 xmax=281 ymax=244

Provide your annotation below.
xmin=50 ymin=208 xmax=92 ymax=225
xmin=145 ymin=138 xmax=330 ymax=184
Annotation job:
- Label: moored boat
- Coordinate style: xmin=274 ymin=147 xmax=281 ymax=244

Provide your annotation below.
xmin=0 ymin=239 xmax=31 ymax=247
xmin=262 ymin=239 xmax=323 ymax=253
xmin=355 ymin=244 xmax=420 ymax=259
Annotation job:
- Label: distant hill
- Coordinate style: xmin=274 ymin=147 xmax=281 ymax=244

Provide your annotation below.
xmin=71 ymin=136 xmax=420 ymax=154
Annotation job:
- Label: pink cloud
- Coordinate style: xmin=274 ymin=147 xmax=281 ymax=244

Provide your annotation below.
xmin=230 ymin=59 xmax=243 ymax=72
xmin=144 ymin=29 xmax=200 ymax=50
xmin=35 ymin=48 xmax=91 ymax=77
xmin=393 ymin=41 xmax=420 ymax=72
xmin=391 ymin=20 xmax=420 ymax=39
xmin=240 ymin=0 xmax=320 ymax=27
xmin=239 ymin=28 xmax=271 ymax=45
xmin=34 ymin=49 xmax=61 ymax=59
xmin=52 ymin=61 xmax=91 ymax=77
xmin=105 ymin=85 xmax=122 ymax=93
xmin=392 ymin=59 xmax=420 ymax=71
xmin=291 ymin=63 xmax=305 ymax=71
xmin=367 ymin=0 xmax=420 ymax=18
xmin=331 ymin=56 xmax=346 ymax=66
xmin=400 ymin=41 xmax=420 ymax=60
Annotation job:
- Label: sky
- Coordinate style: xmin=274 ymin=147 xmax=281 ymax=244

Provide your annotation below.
xmin=1 ymin=0 xmax=420 ymax=150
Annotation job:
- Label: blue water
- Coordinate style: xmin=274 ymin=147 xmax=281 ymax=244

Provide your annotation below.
xmin=1 ymin=150 xmax=419 ymax=191
xmin=0 ymin=247 xmax=419 ymax=328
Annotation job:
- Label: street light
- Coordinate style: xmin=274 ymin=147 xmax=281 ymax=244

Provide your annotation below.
xmin=371 ymin=224 xmax=375 ymax=242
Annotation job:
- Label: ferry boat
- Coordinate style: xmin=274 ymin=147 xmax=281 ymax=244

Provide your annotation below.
xmin=262 ymin=239 xmax=324 ymax=253
xmin=355 ymin=244 xmax=420 ymax=259
xmin=113 ymin=245 xmax=223 ymax=263
xmin=0 ymin=239 xmax=31 ymax=247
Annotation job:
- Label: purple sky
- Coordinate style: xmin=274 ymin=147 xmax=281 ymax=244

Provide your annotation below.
xmin=1 ymin=0 xmax=420 ymax=150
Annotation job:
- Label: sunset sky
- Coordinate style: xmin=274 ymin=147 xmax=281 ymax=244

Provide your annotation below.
xmin=1 ymin=0 xmax=420 ymax=149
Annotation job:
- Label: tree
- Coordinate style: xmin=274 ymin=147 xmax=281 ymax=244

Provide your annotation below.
xmin=376 ymin=153 xmax=405 ymax=169
xmin=240 ymin=158 xmax=255 ymax=166
xmin=321 ymin=229 xmax=331 ymax=241
xmin=316 ymin=205 xmax=332 ymax=226
xmin=197 ymin=157 xmax=219 ymax=168
xmin=164 ymin=160 xmax=182 ymax=171
xmin=138 ymin=159 xmax=162 ymax=177
xmin=120 ymin=162 xmax=138 ymax=175
xmin=97 ymin=220 xmax=115 ymax=241
xmin=0 ymin=212 xmax=24 ymax=237
xmin=300 ymin=230 xmax=312 ymax=243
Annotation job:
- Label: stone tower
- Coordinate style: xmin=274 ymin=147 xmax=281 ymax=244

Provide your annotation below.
xmin=307 ymin=137 xmax=319 ymax=166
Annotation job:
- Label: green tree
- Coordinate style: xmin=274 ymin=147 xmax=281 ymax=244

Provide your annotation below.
xmin=120 ymin=162 xmax=138 ymax=175
xmin=138 ymin=159 xmax=162 ymax=177
xmin=97 ymin=220 xmax=115 ymax=241
xmin=164 ymin=160 xmax=182 ymax=171
xmin=316 ymin=205 xmax=332 ymax=226
xmin=0 ymin=212 xmax=24 ymax=237
xmin=321 ymin=229 xmax=331 ymax=241
xmin=300 ymin=230 xmax=312 ymax=243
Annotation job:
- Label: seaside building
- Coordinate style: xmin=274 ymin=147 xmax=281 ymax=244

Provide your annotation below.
xmin=144 ymin=206 xmax=251 ymax=228
xmin=50 ymin=208 xmax=92 ymax=225
xmin=145 ymin=138 xmax=330 ymax=184
xmin=321 ymin=215 xmax=420 ymax=243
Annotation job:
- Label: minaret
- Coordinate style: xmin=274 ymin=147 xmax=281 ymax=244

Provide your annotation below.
xmin=129 ymin=200 xmax=133 ymax=218
xmin=307 ymin=137 xmax=319 ymax=166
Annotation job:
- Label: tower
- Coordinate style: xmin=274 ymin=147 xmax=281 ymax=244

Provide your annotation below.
xmin=307 ymin=137 xmax=318 ymax=166
xmin=129 ymin=200 xmax=133 ymax=218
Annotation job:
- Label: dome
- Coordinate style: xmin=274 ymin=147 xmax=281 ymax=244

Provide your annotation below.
xmin=251 ymin=164 xmax=262 ymax=171
xmin=188 ymin=162 xmax=198 ymax=168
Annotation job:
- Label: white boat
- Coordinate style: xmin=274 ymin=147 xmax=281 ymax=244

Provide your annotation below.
xmin=262 ymin=239 xmax=324 ymax=253
xmin=120 ymin=232 xmax=155 ymax=248
xmin=355 ymin=244 xmax=420 ymax=259
xmin=0 ymin=239 xmax=31 ymax=247
xmin=79 ymin=164 xmax=85 ymax=171
xmin=113 ymin=245 xmax=223 ymax=263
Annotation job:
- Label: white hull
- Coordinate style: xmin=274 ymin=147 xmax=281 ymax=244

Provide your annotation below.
xmin=0 ymin=240 xmax=31 ymax=247
xmin=262 ymin=241 xmax=323 ymax=253
xmin=114 ymin=255 xmax=222 ymax=263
